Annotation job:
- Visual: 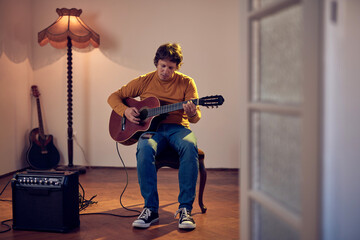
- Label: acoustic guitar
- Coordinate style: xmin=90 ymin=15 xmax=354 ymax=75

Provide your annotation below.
xmin=109 ymin=95 xmax=224 ymax=145
xmin=26 ymin=85 xmax=60 ymax=170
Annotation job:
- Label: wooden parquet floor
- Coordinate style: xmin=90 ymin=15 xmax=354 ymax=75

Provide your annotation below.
xmin=0 ymin=167 xmax=239 ymax=240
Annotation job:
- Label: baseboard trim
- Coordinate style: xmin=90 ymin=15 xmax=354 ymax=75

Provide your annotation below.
xmin=0 ymin=166 xmax=239 ymax=178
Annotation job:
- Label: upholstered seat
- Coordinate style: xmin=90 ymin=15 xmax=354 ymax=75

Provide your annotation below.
xmin=155 ymin=147 xmax=207 ymax=213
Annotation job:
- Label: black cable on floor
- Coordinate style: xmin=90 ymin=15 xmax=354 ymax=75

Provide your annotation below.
xmin=79 ymin=182 xmax=98 ymax=212
xmin=0 ymin=219 xmax=12 ymax=233
xmin=116 ymin=142 xmax=141 ymax=215
xmin=0 ymin=179 xmax=12 ymax=233
xmin=79 ymin=142 xmax=140 ymax=218
xmin=0 ymin=179 xmax=11 ymax=202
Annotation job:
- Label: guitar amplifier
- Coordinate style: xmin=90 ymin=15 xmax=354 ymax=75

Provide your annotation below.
xmin=11 ymin=170 xmax=80 ymax=232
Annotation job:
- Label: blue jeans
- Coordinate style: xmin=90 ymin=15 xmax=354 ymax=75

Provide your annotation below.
xmin=136 ymin=124 xmax=199 ymax=213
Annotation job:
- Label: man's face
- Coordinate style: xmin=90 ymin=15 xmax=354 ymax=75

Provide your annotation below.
xmin=156 ymin=59 xmax=177 ymax=81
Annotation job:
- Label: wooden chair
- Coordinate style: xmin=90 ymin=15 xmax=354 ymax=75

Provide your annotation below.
xmin=155 ymin=148 xmax=207 ymax=213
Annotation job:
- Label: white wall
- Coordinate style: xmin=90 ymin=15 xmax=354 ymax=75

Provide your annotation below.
xmin=323 ymin=0 xmax=360 ymax=239
xmin=0 ymin=0 xmax=241 ymax=174
xmin=0 ymin=0 xmax=33 ymax=175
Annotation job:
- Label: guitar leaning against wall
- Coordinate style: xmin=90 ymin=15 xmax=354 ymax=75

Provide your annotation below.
xmin=26 ymin=85 xmax=60 ymax=170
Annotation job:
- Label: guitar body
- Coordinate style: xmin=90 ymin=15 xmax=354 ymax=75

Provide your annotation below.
xmin=27 ymin=128 xmax=60 ymax=170
xmin=109 ymin=97 xmax=160 ymax=145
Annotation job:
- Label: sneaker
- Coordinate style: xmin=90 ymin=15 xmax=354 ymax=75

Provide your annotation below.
xmin=174 ymin=208 xmax=196 ymax=229
xmin=132 ymin=208 xmax=159 ymax=228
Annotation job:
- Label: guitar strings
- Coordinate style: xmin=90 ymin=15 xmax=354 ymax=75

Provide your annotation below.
xmin=148 ymin=99 xmax=198 ymax=117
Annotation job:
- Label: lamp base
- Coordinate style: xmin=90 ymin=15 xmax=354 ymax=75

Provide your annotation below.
xmin=56 ymin=165 xmax=86 ymax=174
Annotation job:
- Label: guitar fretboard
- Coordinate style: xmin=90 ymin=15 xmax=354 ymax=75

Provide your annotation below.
xmin=147 ymin=99 xmax=199 ymax=117
xmin=36 ymin=97 xmax=46 ymax=140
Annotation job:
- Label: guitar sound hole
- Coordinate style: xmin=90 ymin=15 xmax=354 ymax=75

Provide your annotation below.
xmin=139 ymin=109 xmax=148 ymax=121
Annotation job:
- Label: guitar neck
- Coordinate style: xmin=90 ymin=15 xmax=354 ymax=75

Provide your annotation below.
xmin=147 ymin=99 xmax=199 ymax=117
xmin=36 ymin=97 xmax=46 ymax=139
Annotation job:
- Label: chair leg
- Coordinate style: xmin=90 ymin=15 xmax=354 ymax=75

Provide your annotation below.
xmin=198 ymin=157 xmax=207 ymax=213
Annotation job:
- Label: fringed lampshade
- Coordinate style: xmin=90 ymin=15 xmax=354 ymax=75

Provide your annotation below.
xmin=38 ymin=8 xmax=100 ymax=173
xmin=38 ymin=8 xmax=99 ymax=49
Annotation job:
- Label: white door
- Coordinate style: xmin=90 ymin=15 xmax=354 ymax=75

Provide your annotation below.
xmin=240 ymin=0 xmax=322 ymax=239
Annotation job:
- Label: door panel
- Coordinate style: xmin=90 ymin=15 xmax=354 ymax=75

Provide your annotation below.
xmin=240 ymin=0 xmax=322 ymax=239
xmin=251 ymin=4 xmax=303 ymax=105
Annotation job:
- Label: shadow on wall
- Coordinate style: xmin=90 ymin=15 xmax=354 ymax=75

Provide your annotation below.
xmin=2 ymin=0 xmax=235 ymax=73
xmin=1 ymin=0 xmax=209 ymax=72
xmin=0 ymin=0 xmax=122 ymax=71
xmin=0 ymin=0 xmax=33 ymax=64
xmin=30 ymin=2 xmax=157 ymax=72
xmin=0 ymin=1 xmax=100 ymax=70
xmin=0 ymin=1 xmax=66 ymax=68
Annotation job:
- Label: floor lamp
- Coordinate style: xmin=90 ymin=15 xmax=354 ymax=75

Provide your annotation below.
xmin=38 ymin=8 xmax=100 ymax=173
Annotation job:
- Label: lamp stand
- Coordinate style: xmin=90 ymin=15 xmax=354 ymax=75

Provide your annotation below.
xmin=57 ymin=37 xmax=86 ymax=174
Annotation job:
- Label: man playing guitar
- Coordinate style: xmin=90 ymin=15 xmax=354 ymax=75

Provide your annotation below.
xmin=108 ymin=43 xmax=200 ymax=230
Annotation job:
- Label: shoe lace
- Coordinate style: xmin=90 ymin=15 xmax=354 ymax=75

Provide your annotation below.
xmin=174 ymin=208 xmax=191 ymax=220
xmin=139 ymin=208 xmax=151 ymax=220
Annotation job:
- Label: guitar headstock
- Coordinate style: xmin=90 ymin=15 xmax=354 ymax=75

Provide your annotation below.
xmin=198 ymin=95 xmax=224 ymax=108
xmin=31 ymin=85 xmax=40 ymax=98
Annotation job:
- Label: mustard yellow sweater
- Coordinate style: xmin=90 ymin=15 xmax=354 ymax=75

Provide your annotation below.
xmin=107 ymin=70 xmax=201 ymax=129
